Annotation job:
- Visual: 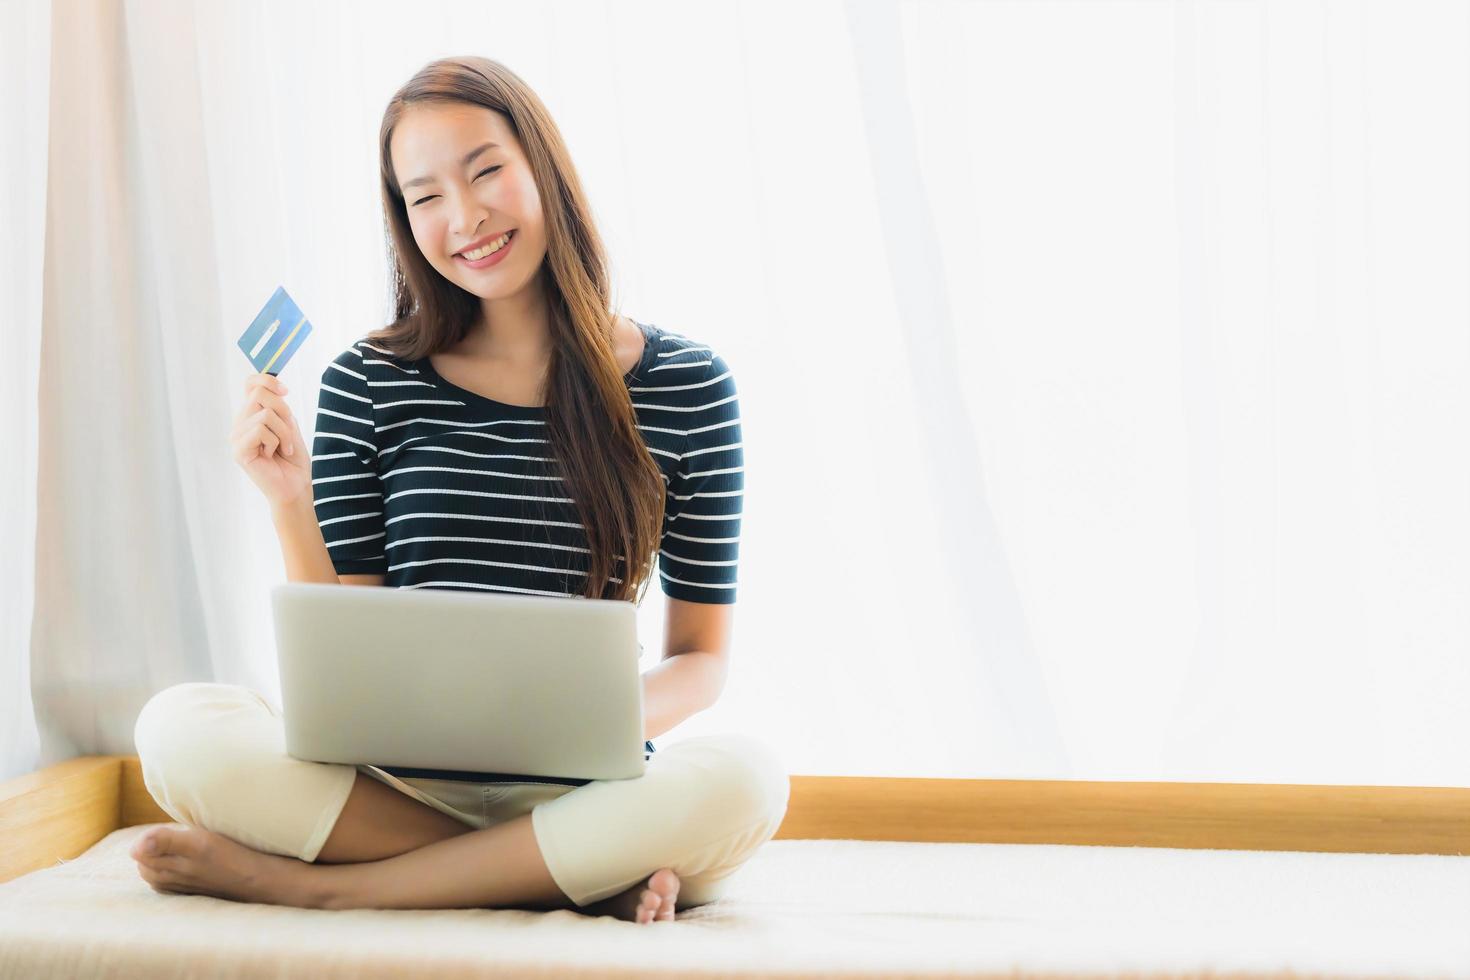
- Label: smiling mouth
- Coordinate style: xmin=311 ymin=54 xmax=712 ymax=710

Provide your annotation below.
xmin=455 ymin=229 xmax=517 ymax=259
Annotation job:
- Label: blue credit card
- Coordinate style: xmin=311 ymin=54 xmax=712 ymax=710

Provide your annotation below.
xmin=238 ymin=286 xmax=313 ymax=376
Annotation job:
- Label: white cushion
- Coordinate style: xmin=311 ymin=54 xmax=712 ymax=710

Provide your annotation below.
xmin=0 ymin=822 xmax=1465 ymax=977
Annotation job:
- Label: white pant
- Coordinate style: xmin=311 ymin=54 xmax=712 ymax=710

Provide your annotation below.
xmin=132 ymin=681 xmax=790 ymax=908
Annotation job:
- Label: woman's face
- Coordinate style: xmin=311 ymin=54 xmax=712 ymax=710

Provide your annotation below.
xmin=390 ymin=103 xmax=545 ymax=297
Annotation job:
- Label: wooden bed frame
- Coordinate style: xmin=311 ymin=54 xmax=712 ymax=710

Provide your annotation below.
xmin=3 ymin=756 xmax=1467 ymax=885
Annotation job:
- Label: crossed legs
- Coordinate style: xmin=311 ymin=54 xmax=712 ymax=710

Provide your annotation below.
xmin=132 ymin=770 xmax=680 ymax=921
xmin=131 ymin=682 xmax=787 ymax=921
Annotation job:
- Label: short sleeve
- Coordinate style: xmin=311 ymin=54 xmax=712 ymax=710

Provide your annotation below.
xmin=658 ymin=351 xmax=743 ymax=603
xmin=310 ymin=344 xmax=388 ymax=576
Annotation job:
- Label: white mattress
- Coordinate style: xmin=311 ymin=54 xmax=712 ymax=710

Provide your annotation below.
xmin=0 ymin=822 xmax=1465 ymax=978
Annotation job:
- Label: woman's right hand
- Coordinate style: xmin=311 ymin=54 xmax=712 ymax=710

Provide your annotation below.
xmin=232 ymin=372 xmax=311 ymax=509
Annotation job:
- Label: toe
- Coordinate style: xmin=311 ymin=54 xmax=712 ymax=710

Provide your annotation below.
xmin=132 ymin=833 xmax=175 ymax=868
xmin=155 ymin=828 xmax=180 ymax=858
xmin=130 ymin=828 xmax=160 ymax=861
xmin=649 ymin=868 xmax=679 ymax=921
xmin=158 ymin=825 xmax=208 ymax=859
xmin=147 ymin=825 xmax=184 ymax=858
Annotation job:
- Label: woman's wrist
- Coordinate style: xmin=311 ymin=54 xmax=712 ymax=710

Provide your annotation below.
xmin=270 ymin=491 xmax=316 ymax=527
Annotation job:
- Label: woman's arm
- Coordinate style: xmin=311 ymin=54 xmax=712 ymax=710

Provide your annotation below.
xmin=639 ymin=598 xmax=734 ymax=740
xmin=271 ymin=493 xmax=344 ymax=585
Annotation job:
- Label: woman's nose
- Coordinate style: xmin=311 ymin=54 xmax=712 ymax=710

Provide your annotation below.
xmin=451 ymin=198 xmax=489 ymax=238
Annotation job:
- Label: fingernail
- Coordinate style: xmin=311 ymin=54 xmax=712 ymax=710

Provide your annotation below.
xmin=143 ymin=837 xmax=156 ymax=854
xmin=285 ymin=442 xmax=294 ymax=456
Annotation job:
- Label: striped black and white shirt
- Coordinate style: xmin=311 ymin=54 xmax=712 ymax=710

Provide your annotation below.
xmin=308 ymin=318 xmax=743 ymax=606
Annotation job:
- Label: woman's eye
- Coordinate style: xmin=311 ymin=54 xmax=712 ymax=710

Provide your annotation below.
xmin=411 ymin=166 xmax=501 ymax=207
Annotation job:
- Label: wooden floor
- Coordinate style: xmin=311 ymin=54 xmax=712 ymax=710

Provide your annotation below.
xmin=3 ymin=755 xmax=1467 ymax=884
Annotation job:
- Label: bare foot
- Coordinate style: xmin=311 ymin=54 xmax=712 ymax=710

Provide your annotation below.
xmin=586 ymin=867 xmax=680 ymax=924
xmin=129 ymin=824 xmax=321 ymax=908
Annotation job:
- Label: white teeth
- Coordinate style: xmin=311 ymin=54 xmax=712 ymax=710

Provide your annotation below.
xmin=461 ymin=232 xmax=511 ymax=260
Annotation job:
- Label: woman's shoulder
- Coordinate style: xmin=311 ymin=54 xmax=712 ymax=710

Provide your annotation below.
xmin=630 ymin=322 xmax=739 ymax=432
xmin=325 ymin=334 xmax=416 ymax=374
xmin=635 ymin=321 xmax=730 ymax=380
xmin=353 ymin=334 xmax=416 ymax=365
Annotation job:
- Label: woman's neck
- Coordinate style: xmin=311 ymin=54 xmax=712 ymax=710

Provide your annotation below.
xmin=458 ymin=294 xmax=552 ymax=367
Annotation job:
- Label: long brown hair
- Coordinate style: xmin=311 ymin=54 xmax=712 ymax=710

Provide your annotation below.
xmin=367 ymin=56 xmax=664 ymax=606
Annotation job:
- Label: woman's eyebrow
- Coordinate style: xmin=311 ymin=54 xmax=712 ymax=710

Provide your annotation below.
xmin=402 ymin=142 xmax=500 ymax=191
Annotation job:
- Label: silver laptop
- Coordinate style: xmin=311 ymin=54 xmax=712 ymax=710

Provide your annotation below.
xmin=270 ymin=582 xmax=648 ymax=784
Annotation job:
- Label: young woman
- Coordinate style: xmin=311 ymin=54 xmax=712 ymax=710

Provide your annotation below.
xmin=129 ymin=56 xmax=786 ymax=925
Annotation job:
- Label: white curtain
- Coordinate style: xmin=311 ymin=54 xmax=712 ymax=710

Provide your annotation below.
xmin=5 ymin=0 xmax=1466 ymax=788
